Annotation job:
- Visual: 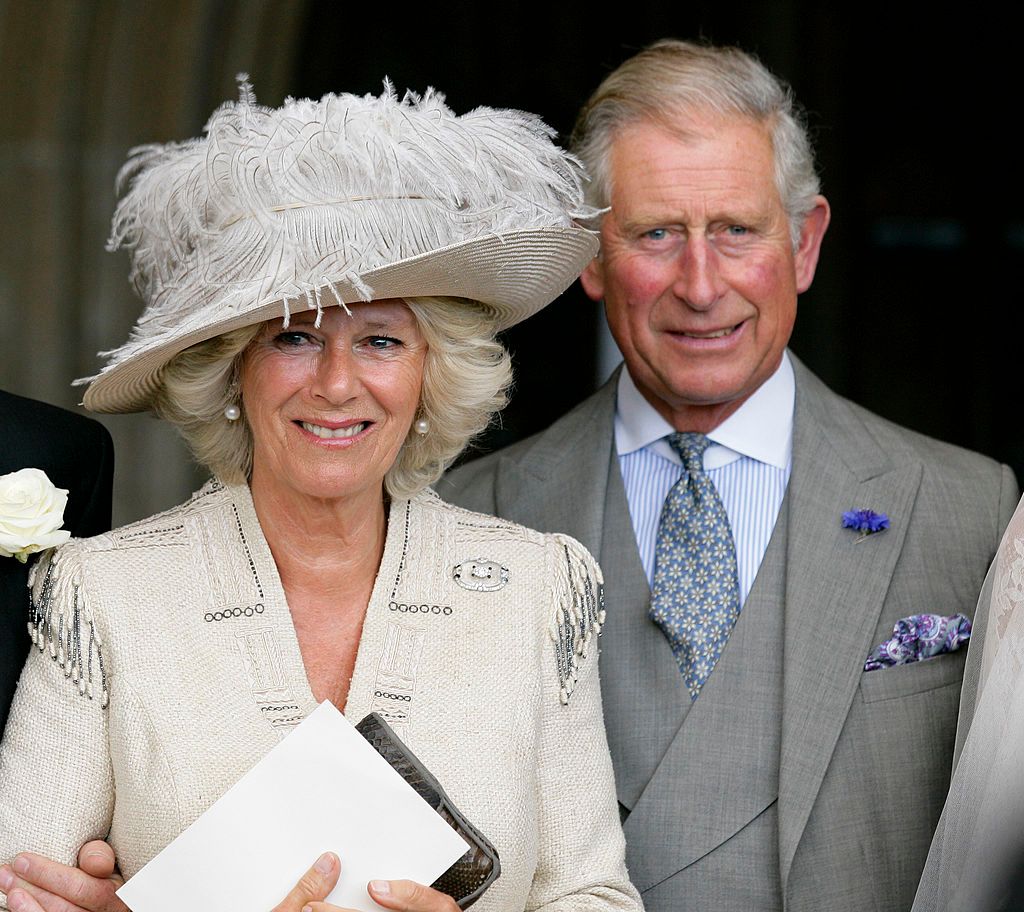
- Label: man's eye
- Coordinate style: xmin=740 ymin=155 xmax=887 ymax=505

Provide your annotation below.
xmin=726 ymin=225 xmax=749 ymax=236
xmin=643 ymin=228 xmax=669 ymax=241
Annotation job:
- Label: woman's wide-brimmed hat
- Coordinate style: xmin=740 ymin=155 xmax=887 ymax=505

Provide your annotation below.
xmin=81 ymin=79 xmax=600 ymax=413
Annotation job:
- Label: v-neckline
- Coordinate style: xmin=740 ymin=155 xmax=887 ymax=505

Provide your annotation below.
xmin=227 ymin=482 xmax=411 ymax=721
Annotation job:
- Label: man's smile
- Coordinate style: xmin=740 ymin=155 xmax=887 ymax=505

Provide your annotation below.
xmin=679 ymin=323 xmax=743 ymax=340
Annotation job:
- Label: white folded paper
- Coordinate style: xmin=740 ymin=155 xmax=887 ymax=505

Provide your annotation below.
xmin=117 ymin=702 xmax=469 ymax=912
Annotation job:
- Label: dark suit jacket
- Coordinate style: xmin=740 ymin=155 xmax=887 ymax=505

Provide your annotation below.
xmin=0 ymin=389 xmax=113 ymax=734
xmin=441 ymin=355 xmax=1019 ymax=912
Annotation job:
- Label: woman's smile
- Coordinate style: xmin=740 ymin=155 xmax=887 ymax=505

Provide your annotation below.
xmin=296 ymin=419 xmax=371 ymax=441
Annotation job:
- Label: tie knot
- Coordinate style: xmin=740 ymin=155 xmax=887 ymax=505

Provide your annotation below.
xmin=668 ymin=431 xmax=710 ymax=475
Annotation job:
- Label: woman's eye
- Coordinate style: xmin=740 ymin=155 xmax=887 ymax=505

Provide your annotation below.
xmin=274 ymin=331 xmax=314 ymax=347
xmin=367 ymin=336 xmax=402 ymax=349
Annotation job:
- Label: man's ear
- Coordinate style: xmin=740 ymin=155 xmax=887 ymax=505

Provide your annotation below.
xmin=580 ymin=256 xmax=605 ymax=302
xmin=794 ymin=195 xmax=831 ymax=294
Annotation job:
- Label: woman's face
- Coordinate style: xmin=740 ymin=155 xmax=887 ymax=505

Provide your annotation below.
xmin=240 ymin=299 xmax=427 ymax=505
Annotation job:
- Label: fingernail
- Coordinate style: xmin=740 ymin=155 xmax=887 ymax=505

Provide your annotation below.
xmin=370 ymin=880 xmax=391 ymax=896
xmin=301 ymin=906 xmax=313 ymax=912
xmin=8 ymin=889 xmax=26 ymax=912
xmin=0 ymin=867 xmax=13 ymax=890
xmin=12 ymin=856 xmax=28 ymax=875
xmin=315 ymin=852 xmax=335 ymax=875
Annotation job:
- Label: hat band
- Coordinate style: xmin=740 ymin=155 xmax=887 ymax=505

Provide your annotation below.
xmin=221 ymin=195 xmax=438 ymax=228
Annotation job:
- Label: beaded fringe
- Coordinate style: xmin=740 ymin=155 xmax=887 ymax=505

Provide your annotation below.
xmin=27 ymin=548 xmax=109 ymax=707
xmin=550 ymin=535 xmax=606 ymax=705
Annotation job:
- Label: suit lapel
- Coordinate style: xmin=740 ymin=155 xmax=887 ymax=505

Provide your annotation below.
xmin=777 ymin=358 xmax=922 ymax=890
xmin=491 ymin=376 xmax=618 ymax=556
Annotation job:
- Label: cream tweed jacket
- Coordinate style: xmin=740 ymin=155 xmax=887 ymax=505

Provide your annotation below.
xmin=0 ymin=479 xmax=640 ymax=912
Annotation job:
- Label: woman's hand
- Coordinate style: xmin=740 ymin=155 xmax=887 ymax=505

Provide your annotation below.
xmin=0 ymin=846 xmax=456 ymax=912
xmin=358 ymin=880 xmax=459 ymax=912
xmin=0 ymin=841 xmax=126 ymax=912
xmin=272 ymin=852 xmax=460 ymax=912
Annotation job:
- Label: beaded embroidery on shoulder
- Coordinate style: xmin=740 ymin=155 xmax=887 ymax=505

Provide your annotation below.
xmin=28 ymin=540 xmax=108 ymax=707
xmin=24 ymin=479 xmax=232 ymax=709
xmin=548 ymin=534 xmax=606 ymax=705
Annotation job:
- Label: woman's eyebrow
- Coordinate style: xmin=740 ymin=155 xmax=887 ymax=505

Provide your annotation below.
xmin=360 ymin=319 xmax=408 ymax=332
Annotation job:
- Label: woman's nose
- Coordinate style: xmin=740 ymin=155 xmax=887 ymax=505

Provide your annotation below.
xmin=309 ymin=345 xmax=359 ymax=404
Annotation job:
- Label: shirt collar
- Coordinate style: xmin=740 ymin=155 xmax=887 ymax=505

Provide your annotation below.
xmin=614 ymin=351 xmax=795 ymax=470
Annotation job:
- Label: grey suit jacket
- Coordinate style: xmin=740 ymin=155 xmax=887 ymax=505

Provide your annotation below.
xmin=441 ymin=355 xmax=1018 ymax=912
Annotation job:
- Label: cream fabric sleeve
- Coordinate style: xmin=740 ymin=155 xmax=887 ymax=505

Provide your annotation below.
xmin=523 ymin=534 xmax=642 ymax=912
xmin=0 ymin=544 xmax=114 ymax=911
xmin=911 ymin=492 xmax=1024 ymax=912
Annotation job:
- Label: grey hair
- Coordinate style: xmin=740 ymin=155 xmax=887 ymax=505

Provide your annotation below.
xmin=152 ymin=297 xmax=511 ymax=499
xmin=570 ymin=39 xmax=821 ymax=246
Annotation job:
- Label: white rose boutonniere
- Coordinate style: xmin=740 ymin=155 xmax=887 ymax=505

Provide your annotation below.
xmin=0 ymin=468 xmax=72 ymax=563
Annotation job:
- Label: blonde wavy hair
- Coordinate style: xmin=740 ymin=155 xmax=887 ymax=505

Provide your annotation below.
xmin=152 ymin=297 xmax=511 ymax=499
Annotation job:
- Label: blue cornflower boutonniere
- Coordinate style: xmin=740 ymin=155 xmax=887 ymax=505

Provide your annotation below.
xmin=842 ymin=508 xmax=890 ymax=541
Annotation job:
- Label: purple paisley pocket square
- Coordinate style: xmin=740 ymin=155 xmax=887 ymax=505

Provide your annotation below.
xmin=864 ymin=613 xmax=972 ymax=672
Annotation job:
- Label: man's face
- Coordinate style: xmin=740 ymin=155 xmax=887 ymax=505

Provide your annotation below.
xmin=581 ymin=113 xmax=830 ymax=431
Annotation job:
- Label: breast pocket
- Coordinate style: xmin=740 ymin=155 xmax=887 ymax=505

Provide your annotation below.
xmin=858 ymin=648 xmax=967 ymax=704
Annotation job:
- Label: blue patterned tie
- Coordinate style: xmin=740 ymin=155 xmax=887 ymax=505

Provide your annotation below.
xmin=649 ymin=432 xmax=741 ymax=700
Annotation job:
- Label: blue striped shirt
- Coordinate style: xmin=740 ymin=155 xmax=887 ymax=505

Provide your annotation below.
xmin=615 ymin=354 xmax=795 ymax=607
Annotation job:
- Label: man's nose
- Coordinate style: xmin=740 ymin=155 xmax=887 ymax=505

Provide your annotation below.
xmin=672 ymin=238 xmax=725 ymax=310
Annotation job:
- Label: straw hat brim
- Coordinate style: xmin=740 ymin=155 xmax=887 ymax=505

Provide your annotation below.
xmin=83 ymin=226 xmax=598 ymax=414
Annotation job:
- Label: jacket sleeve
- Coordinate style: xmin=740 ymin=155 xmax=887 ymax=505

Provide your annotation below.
xmin=952 ymin=464 xmax=1021 ymax=767
xmin=0 ymin=543 xmax=114 ymax=910
xmin=524 ymin=534 xmax=642 ymax=912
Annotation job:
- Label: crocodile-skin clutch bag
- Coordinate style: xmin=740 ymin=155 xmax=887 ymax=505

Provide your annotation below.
xmin=356 ymin=713 xmax=501 ymax=908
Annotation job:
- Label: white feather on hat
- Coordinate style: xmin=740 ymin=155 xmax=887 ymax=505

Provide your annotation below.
xmin=82 ymin=77 xmax=600 ymax=413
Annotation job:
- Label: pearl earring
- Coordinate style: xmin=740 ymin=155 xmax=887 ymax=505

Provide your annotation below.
xmin=414 ymin=417 xmax=430 ymax=435
xmin=224 ymin=404 xmax=241 ymax=421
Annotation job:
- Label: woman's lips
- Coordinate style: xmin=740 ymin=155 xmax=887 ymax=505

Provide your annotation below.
xmin=296 ymin=420 xmax=369 ymax=440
